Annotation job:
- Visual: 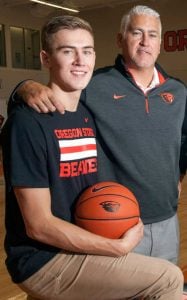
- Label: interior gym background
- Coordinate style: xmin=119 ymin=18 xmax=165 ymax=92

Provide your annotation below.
xmin=0 ymin=0 xmax=186 ymax=122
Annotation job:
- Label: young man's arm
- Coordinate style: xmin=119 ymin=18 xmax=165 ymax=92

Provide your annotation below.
xmin=11 ymin=80 xmax=65 ymax=114
xmin=15 ymin=187 xmax=144 ymax=257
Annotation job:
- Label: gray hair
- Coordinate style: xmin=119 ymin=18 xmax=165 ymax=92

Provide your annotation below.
xmin=120 ymin=5 xmax=162 ymax=36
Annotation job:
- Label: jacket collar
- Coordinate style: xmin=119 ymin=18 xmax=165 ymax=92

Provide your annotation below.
xmin=114 ymin=54 xmax=169 ymax=82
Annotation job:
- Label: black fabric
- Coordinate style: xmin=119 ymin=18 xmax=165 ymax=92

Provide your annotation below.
xmin=1 ymin=103 xmax=98 ymax=283
xmin=84 ymin=55 xmax=187 ymax=224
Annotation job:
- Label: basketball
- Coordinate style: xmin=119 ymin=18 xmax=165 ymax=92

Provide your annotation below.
xmin=74 ymin=181 xmax=140 ymax=239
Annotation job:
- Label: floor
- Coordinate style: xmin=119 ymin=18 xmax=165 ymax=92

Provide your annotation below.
xmin=0 ymin=173 xmax=187 ymax=299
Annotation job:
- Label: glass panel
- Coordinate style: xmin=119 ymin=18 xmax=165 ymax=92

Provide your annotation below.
xmin=10 ymin=26 xmax=25 ymax=68
xmin=10 ymin=26 xmax=40 ymax=70
xmin=24 ymin=29 xmax=40 ymax=69
xmin=0 ymin=24 xmax=6 ymax=67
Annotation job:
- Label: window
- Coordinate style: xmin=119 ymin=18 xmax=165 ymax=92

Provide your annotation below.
xmin=0 ymin=24 xmax=6 ymax=67
xmin=10 ymin=26 xmax=40 ymax=70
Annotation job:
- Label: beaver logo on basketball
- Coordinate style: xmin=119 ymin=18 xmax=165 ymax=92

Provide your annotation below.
xmin=100 ymin=201 xmax=120 ymax=212
xmin=160 ymin=92 xmax=174 ymax=104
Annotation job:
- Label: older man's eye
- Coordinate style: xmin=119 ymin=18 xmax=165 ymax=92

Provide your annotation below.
xmin=149 ymin=33 xmax=159 ymax=38
xmin=132 ymin=30 xmax=142 ymax=36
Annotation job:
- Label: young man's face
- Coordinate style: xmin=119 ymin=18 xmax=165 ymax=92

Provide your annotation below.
xmin=118 ymin=14 xmax=161 ymax=70
xmin=41 ymin=28 xmax=95 ymax=92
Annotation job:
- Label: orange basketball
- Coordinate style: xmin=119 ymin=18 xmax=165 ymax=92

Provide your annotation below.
xmin=74 ymin=181 xmax=140 ymax=239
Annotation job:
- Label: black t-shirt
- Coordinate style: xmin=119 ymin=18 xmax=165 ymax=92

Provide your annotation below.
xmin=1 ymin=103 xmax=98 ymax=283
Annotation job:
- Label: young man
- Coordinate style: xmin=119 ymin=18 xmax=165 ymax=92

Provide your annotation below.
xmin=14 ymin=6 xmax=187 ymax=265
xmin=2 ymin=14 xmax=184 ymax=300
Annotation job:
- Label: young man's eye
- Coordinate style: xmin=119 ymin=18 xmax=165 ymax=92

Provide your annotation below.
xmin=83 ymin=50 xmax=94 ymax=55
xmin=62 ymin=49 xmax=74 ymax=55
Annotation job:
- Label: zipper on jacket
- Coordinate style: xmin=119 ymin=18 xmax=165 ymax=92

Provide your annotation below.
xmin=145 ymin=97 xmax=149 ymax=113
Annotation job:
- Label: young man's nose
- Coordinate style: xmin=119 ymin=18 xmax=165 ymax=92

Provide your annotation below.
xmin=73 ymin=51 xmax=85 ymax=65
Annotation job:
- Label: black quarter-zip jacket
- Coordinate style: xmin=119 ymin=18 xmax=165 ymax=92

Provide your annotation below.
xmin=83 ymin=54 xmax=187 ymax=224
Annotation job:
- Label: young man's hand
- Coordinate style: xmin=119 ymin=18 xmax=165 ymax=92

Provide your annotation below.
xmin=18 ymin=80 xmax=65 ymax=114
xmin=120 ymin=219 xmax=144 ymax=253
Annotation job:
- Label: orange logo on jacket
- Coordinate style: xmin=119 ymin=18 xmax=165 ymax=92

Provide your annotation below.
xmin=160 ymin=93 xmax=174 ymax=104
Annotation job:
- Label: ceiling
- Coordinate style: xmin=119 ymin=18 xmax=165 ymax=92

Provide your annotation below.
xmin=0 ymin=0 xmax=148 ymax=12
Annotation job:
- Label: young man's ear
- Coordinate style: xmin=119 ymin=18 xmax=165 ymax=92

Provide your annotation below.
xmin=40 ymin=50 xmax=50 ymax=68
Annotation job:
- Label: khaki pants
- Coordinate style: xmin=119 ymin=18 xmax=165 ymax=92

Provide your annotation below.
xmin=19 ymin=252 xmax=183 ymax=300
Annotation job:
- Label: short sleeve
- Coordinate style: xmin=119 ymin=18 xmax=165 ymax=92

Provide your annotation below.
xmin=2 ymin=107 xmax=49 ymax=187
